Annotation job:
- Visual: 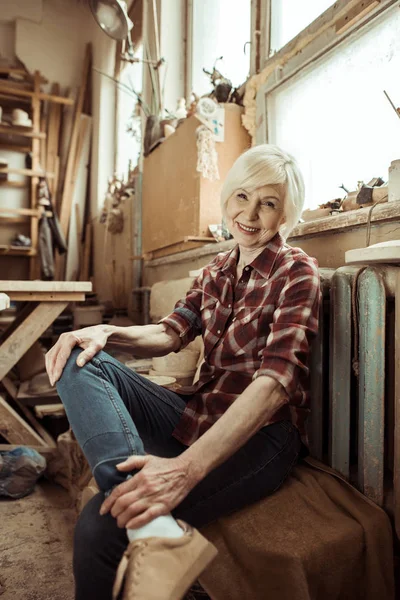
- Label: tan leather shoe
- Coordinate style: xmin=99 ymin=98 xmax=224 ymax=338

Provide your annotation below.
xmin=112 ymin=520 xmax=217 ymax=600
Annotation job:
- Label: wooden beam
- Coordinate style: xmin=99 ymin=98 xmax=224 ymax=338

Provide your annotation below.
xmin=0 ymin=181 xmax=28 ymax=188
xmin=0 ymin=124 xmax=45 ymax=139
xmin=336 ymin=0 xmax=380 ymax=34
xmin=8 ymin=293 xmax=84 ymax=302
xmin=0 ymin=394 xmax=48 ymax=446
xmin=0 ymin=302 xmax=68 ymax=381
xmin=59 ymin=44 xmax=92 ymax=239
xmin=0 ymin=167 xmax=54 ymax=178
xmin=0 ymin=280 xmax=92 ymax=292
xmin=34 ymin=403 xmax=65 ymax=418
xmin=0 ymin=83 xmax=74 ymax=105
xmin=0 ymin=377 xmax=57 ymax=448
xmin=0 ymin=207 xmax=41 ymax=217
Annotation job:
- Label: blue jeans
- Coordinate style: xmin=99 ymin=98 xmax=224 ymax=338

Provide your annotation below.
xmin=57 ymin=349 xmax=302 ymax=600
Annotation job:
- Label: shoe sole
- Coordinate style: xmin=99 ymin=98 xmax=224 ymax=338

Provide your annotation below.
xmin=169 ymin=541 xmax=218 ymax=600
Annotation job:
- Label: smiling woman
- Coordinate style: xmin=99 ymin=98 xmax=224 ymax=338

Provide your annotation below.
xmin=220 ymin=144 xmax=305 ymax=239
xmin=47 ymin=143 xmax=320 ymax=600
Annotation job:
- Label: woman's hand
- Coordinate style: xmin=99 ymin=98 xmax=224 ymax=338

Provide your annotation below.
xmin=45 ymin=325 xmax=109 ymax=386
xmin=99 ymin=454 xmax=200 ymax=529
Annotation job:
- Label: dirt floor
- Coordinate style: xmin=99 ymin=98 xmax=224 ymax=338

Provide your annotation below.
xmin=0 ymin=479 xmax=76 ymax=600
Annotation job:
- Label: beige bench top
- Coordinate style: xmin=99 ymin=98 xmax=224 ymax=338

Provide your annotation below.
xmin=0 ymin=281 xmax=92 ymax=293
xmin=0 ymin=293 xmax=10 ymax=311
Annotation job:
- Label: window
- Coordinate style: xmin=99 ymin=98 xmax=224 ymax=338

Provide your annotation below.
xmin=191 ymin=0 xmax=251 ymax=98
xmin=270 ymin=0 xmax=334 ymax=53
xmin=266 ymin=5 xmax=400 ymax=209
xmin=115 ymin=46 xmax=143 ymax=179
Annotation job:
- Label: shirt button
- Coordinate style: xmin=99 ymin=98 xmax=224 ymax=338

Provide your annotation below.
xmin=228 ymin=304 xmax=231 ymax=308
xmin=244 ymin=267 xmax=250 ymax=271
xmin=217 ymin=329 xmax=221 ymax=334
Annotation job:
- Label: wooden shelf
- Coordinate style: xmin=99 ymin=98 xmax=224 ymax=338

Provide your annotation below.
xmin=0 ymin=124 xmax=45 ymax=139
xmin=0 ymin=167 xmax=54 ymax=178
xmin=0 ymin=245 xmax=35 ymax=256
xmin=0 ymin=207 xmax=41 ymax=217
xmin=0 ymin=180 xmax=28 ymax=188
xmin=0 ymin=83 xmax=74 ymax=106
xmin=0 ymin=142 xmax=31 ymax=153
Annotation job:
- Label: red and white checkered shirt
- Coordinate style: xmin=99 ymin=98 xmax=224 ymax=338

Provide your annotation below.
xmin=161 ymin=233 xmax=321 ymax=446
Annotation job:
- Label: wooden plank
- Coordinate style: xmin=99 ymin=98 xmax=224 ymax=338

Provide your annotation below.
xmin=1 ymin=376 xmax=17 ymax=399
xmin=0 ymin=394 xmax=47 ymax=446
xmin=80 ymin=222 xmax=92 ymax=282
xmin=0 ymin=68 xmax=48 ymax=82
xmin=29 ymin=70 xmax=41 ymax=280
xmin=0 ymin=378 xmax=57 ymax=448
xmin=0 ymin=303 xmax=36 ymax=346
xmin=40 ymin=113 xmax=47 ymax=168
xmin=59 ymin=44 xmax=92 ymax=239
xmin=0 ymin=143 xmax=31 ymax=153
xmin=9 ymin=293 xmax=85 ymax=301
xmin=144 ymin=240 xmax=211 ymax=260
xmin=336 ymin=0 xmax=380 ymax=34
xmin=0 ymin=167 xmax=54 ymax=178
xmin=46 ymin=83 xmax=62 ymax=196
xmin=0 ymin=124 xmax=46 ymax=139
xmin=0 ymin=247 xmax=36 ymax=256
xmin=0 ymin=207 xmax=41 ymax=217
xmin=0 ymin=180 xmax=28 ymax=188
xmin=35 ymin=403 xmax=65 ymax=418
xmin=290 ymin=202 xmax=400 ymax=239
xmin=0 ymin=302 xmax=68 ymax=381
xmin=0 ymin=280 xmax=92 ymax=292
xmin=0 ymin=83 xmax=74 ymax=105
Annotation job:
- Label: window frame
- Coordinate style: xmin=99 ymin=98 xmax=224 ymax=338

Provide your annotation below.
xmin=252 ymin=0 xmax=397 ymax=144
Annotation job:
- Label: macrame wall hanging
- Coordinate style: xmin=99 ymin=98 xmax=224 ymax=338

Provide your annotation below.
xmin=196 ymin=125 xmax=220 ymax=181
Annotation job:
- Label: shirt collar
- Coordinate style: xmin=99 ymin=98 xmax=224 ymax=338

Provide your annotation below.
xmin=221 ymin=232 xmax=285 ymax=280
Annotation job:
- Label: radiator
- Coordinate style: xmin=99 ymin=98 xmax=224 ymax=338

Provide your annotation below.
xmin=308 ymin=266 xmax=400 ymax=538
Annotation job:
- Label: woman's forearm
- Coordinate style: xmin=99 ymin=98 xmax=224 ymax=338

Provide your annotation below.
xmin=182 ymin=375 xmax=288 ymax=483
xmin=103 ymin=323 xmax=181 ymax=357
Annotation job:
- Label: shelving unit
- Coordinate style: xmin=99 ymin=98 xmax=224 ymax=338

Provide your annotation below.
xmin=0 ymin=69 xmax=72 ymax=278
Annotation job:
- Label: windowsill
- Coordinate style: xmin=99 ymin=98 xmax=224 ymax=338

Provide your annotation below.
xmin=145 ymin=202 xmax=400 ymax=268
xmin=289 ymin=201 xmax=400 ymax=239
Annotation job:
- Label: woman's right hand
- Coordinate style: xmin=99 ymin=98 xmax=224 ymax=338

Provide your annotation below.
xmin=45 ymin=325 xmax=109 ymax=386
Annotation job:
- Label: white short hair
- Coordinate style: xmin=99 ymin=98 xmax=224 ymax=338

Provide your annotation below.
xmin=220 ymin=144 xmax=305 ymax=239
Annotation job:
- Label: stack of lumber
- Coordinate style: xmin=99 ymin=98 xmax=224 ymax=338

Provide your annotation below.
xmin=43 ymin=43 xmax=93 ymax=281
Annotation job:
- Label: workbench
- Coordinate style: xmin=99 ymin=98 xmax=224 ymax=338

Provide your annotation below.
xmin=0 ymin=280 xmax=92 ymax=451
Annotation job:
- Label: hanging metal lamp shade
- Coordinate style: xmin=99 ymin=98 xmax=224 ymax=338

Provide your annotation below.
xmin=89 ymin=0 xmax=132 ymax=41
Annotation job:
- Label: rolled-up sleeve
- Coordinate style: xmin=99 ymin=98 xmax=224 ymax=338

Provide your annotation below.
xmin=159 ymin=276 xmax=204 ymax=350
xmin=253 ymin=258 xmax=321 ymax=402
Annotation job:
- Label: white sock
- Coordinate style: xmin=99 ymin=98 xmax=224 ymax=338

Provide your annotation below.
xmin=127 ymin=514 xmax=184 ymax=542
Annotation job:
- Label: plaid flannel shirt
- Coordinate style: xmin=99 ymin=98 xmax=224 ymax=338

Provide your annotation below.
xmin=160 ymin=233 xmax=321 ymax=446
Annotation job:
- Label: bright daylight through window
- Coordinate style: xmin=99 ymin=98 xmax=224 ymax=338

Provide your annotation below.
xmin=192 ymin=0 xmax=251 ymax=98
xmin=267 ymin=5 xmax=400 ymax=209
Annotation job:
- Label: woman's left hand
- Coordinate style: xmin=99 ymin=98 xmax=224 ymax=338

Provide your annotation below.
xmin=99 ymin=454 xmax=198 ymax=529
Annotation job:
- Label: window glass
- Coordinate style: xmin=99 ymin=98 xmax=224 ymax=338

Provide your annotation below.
xmin=270 ymin=0 xmax=334 ymax=53
xmin=192 ymin=0 xmax=251 ymax=98
xmin=116 ymin=45 xmax=143 ymax=179
xmin=267 ymin=6 xmax=400 ymax=209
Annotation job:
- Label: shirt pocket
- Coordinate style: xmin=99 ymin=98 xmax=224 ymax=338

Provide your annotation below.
xmin=232 ymin=306 xmax=263 ymax=356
